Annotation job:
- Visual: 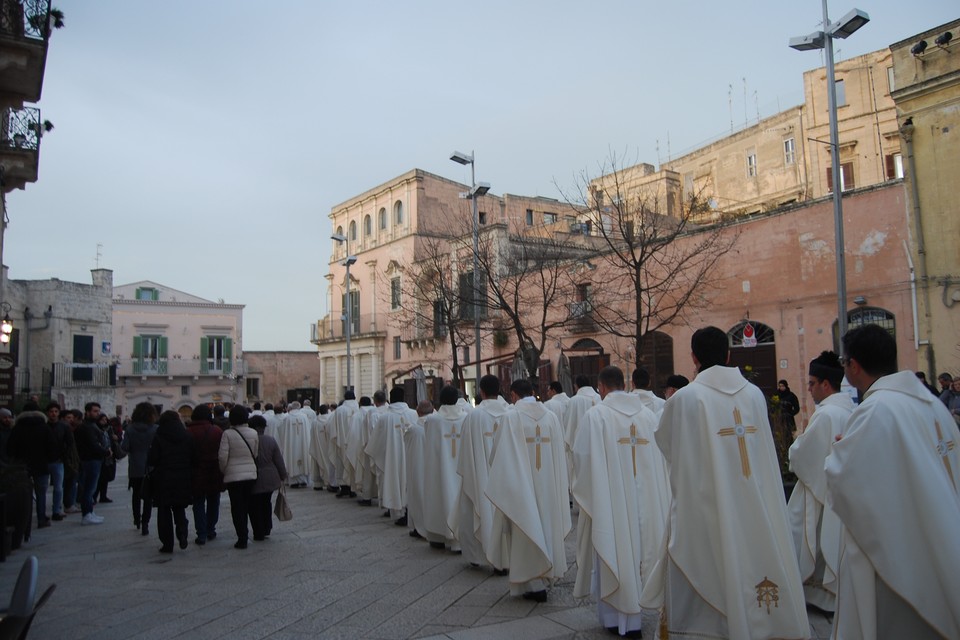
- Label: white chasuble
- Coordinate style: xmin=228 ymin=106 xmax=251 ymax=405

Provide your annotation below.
xmin=563 ymin=386 xmax=601 ymax=490
xmin=371 ymin=403 xmax=418 ymax=512
xmin=486 ymin=401 xmax=571 ymax=595
xmin=645 ymin=365 xmax=809 ymax=640
xmin=281 ymin=409 xmax=313 ymax=485
xmin=331 ymin=400 xmax=359 ymax=486
xmin=826 ymin=371 xmax=960 ymax=640
xmin=787 ymin=391 xmax=853 ymax=612
xmin=422 ymin=405 xmax=468 ymax=546
xmin=403 ymin=421 xmax=428 ymax=538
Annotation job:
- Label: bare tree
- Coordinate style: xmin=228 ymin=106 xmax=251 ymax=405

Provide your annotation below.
xmin=563 ymin=153 xmax=740 ymax=382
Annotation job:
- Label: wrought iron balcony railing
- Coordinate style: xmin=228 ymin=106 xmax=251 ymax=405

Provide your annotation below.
xmin=0 ymin=0 xmax=52 ymax=41
xmin=51 ymin=363 xmax=117 ymax=389
xmin=2 ymin=106 xmax=41 ymax=151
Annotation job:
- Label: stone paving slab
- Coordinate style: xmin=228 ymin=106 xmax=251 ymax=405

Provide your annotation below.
xmin=0 ymin=459 xmax=832 ymax=639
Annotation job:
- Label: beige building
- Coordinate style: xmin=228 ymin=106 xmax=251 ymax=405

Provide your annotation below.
xmin=243 ymin=350 xmax=319 ymax=407
xmin=112 ymin=281 xmax=245 ymax=418
xmin=890 ymin=19 xmax=960 ymax=377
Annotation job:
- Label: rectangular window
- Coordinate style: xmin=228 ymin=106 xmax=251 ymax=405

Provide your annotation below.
xmin=834 ymin=79 xmax=846 ymax=107
xmin=826 ymin=162 xmax=856 ymax=192
xmin=746 ymin=150 xmax=758 ymax=177
xmin=886 ymin=66 xmax=895 ymax=93
xmin=393 ymin=336 xmax=401 ymax=360
xmin=458 ymin=271 xmax=487 ymax=320
xmin=390 ymin=277 xmax=401 ymax=310
xmin=202 ymin=336 xmax=232 ymax=374
xmin=543 ymin=212 xmax=557 ymax=225
xmin=525 ymin=209 xmax=534 ymax=226
xmin=432 ymin=300 xmax=448 ymax=338
xmin=135 ymin=287 xmax=158 ymax=301
xmin=181 ymin=384 xmax=191 ymax=396
xmin=133 ymin=335 xmax=168 ymax=375
xmin=478 ymin=211 xmax=487 ymax=225
xmin=885 ymin=153 xmax=904 ymax=179
xmin=783 ymin=138 xmax=796 ymax=165
xmin=341 ymin=290 xmax=360 ymax=335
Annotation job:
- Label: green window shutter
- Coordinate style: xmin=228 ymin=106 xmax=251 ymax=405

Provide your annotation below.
xmin=200 ymin=336 xmax=209 ymax=374
xmin=223 ymin=338 xmax=233 ymax=375
xmin=152 ymin=288 xmax=159 ymax=301
xmin=135 ymin=287 xmax=142 ymax=300
xmin=132 ymin=336 xmax=142 ymax=375
xmin=159 ymin=337 xmax=168 ymax=374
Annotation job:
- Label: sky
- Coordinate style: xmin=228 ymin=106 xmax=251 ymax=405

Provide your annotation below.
xmin=4 ymin=1 xmax=955 ymax=350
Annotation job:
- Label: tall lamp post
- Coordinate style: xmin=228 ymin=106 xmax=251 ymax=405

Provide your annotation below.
xmin=331 ymin=233 xmax=357 ymax=395
xmin=790 ymin=4 xmax=869 ymax=357
xmin=450 ymin=150 xmax=490 ymax=399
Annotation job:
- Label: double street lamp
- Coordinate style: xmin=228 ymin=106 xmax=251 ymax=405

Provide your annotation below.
xmin=331 ymin=232 xmax=357 ymax=395
xmin=790 ymin=3 xmax=869 ymax=356
xmin=450 ymin=150 xmax=490 ymax=399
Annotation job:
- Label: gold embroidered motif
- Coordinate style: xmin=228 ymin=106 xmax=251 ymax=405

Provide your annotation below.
xmin=935 ymin=421 xmax=957 ymax=490
xmin=526 ymin=424 xmax=550 ymax=470
xmin=617 ymin=423 xmax=649 ymax=477
xmin=443 ymin=426 xmax=460 ymax=458
xmin=755 ymin=576 xmax=779 ymax=614
xmin=717 ymin=407 xmax=759 ymax=478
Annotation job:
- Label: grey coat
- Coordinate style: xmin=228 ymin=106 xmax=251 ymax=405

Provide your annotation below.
xmin=253 ymin=434 xmax=287 ymax=494
xmin=121 ymin=421 xmax=158 ymax=478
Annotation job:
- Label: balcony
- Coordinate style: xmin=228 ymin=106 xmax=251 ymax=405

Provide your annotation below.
xmin=311 ymin=313 xmax=384 ymax=345
xmin=1 ymin=105 xmax=42 ymax=191
xmin=0 ymin=0 xmax=53 ymax=105
xmin=399 ymin=320 xmax=447 ymax=347
xmin=50 ymin=363 xmax=117 ymax=389
xmin=568 ymin=301 xmax=597 ymax=334
xmin=115 ymin=357 xmax=246 ymax=380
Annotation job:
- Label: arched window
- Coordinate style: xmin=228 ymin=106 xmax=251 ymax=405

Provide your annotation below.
xmin=394 ymin=200 xmax=404 ymax=225
xmin=728 ymin=320 xmax=776 ymax=346
xmin=363 ymin=215 xmax=372 ymax=237
xmin=349 ymin=220 xmax=357 ymax=241
xmin=379 ymin=207 xmax=387 ymax=230
xmin=833 ymin=306 xmax=896 ymax=352
xmin=727 ymin=320 xmax=777 ymax=397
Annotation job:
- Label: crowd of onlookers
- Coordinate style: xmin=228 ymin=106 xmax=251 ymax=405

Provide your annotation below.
xmin=0 ymin=399 xmax=290 ymax=555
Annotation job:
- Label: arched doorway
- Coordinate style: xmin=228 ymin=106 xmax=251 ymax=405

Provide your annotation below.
xmin=832 ymin=306 xmax=896 ymax=357
xmin=637 ymin=331 xmax=674 ymax=394
xmin=727 ymin=321 xmax=777 ymax=397
xmin=566 ymin=338 xmax=609 ymax=390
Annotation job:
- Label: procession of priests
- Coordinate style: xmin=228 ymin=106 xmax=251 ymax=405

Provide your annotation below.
xmin=276 ymin=321 xmax=959 ymax=639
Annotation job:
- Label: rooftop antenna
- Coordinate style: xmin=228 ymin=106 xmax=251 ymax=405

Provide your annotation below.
xmin=728 ymin=84 xmax=734 ymax=133
xmin=754 ymin=90 xmax=760 ymax=123
xmin=655 ymin=138 xmax=661 ymax=167
xmin=742 ymin=77 xmax=748 ymax=129
xmin=95 ymin=243 xmax=102 ymax=268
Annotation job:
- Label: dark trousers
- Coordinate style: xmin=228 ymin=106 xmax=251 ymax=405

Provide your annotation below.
xmin=156 ymin=505 xmax=188 ymax=551
xmin=250 ymin=491 xmax=274 ymax=539
xmin=192 ymin=491 xmax=221 ymax=542
xmin=129 ymin=477 xmax=151 ymax=527
xmin=226 ymin=480 xmax=255 ymax=543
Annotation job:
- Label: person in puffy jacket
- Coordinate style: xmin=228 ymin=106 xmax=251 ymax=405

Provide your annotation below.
xmin=218 ymin=405 xmax=258 ymax=549
xmin=250 ymin=415 xmax=287 ymax=541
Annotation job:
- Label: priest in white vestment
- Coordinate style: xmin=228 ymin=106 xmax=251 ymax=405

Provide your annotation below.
xmin=457 ymin=374 xmax=513 ymax=569
xmin=631 ymin=367 xmax=666 ymax=416
xmin=281 ymin=402 xmax=313 ymax=488
xmin=787 ymin=351 xmax=852 ymax=612
xmin=486 ymin=378 xmax=571 ymax=602
xmin=355 ymin=391 xmax=387 ymax=504
xmin=573 ymin=365 xmax=670 ymax=637
xmin=263 ymin=403 xmax=280 ymax=441
xmin=563 ymin=375 xmax=601 ymax=490
xmin=543 ymin=381 xmax=570 ymax=427
xmin=369 ymin=388 xmax=418 ymax=519
xmin=422 ymin=386 xmax=468 ymax=550
xmin=826 ymin=324 xmax=960 ymax=640
xmin=331 ymin=392 xmax=360 ymax=498
xmin=643 ymin=326 xmax=808 ymax=639
xmin=404 ymin=402 xmax=434 ymax=539
xmin=309 ymin=406 xmax=331 ymax=490
xmin=344 ymin=397 xmax=374 ymax=498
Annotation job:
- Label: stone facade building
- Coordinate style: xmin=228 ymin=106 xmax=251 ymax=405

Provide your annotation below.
xmin=243 ymin=350 xmax=320 ymax=408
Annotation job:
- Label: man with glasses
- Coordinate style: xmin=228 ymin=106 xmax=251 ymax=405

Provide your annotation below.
xmin=826 ymin=324 xmax=960 ymax=639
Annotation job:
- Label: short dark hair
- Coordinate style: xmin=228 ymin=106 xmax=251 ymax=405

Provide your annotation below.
xmin=229 ymin=405 xmax=250 ymax=426
xmin=843 ymin=324 xmax=897 ymax=377
xmin=84 ymin=401 xmax=101 ymax=413
xmin=665 ymin=374 xmax=689 ymax=390
xmin=45 ymin=401 xmax=61 ymax=412
xmin=939 ymin=373 xmax=953 ymax=383
xmin=374 ymin=390 xmax=387 ymax=404
xmin=213 ymin=404 xmax=227 ymax=417
xmin=389 ymin=387 xmax=405 ymax=403
xmin=809 ymin=351 xmax=844 ymax=390
xmin=191 ymin=404 xmax=213 ymax=423
xmin=158 ymin=410 xmax=183 ymax=430
xmin=264 ymin=403 xmax=274 ymax=411
xmin=249 ymin=415 xmax=267 ymax=432
xmin=574 ymin=375 xmax=591 ymax=390
xmin=253 ymin=402 xmax=262 ymax=410
xmin=548 ymin=381 xmax=563 ymax=393
xmin=359 ymin=396 xmax=372 ymax=407
xmin=439 ymin=385 xmax=459 ymax=406
xmin=344 ymin=390 xmax=356 ymax=400
xmin=631 ymin=368 xmax=650 ymax=390
xmin=510 ymin=378 xmax=534 ymax=399
xmin=132 ymin=402 xmax=158 ymax=424
xmin=691 ymin=326 xmax=729 ymax=371
xmin=599 ymin=366 xmax=625 ymax=391
xmin=480 ymin=375 xmax=501 ymax=398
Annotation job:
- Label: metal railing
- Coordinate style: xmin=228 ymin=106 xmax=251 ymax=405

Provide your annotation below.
xmin=50 ymin=363 xmax=117 ymax=388
xmin=1 ymin=106 xmax=41 ymax=151
xmin=399 ymin=320 xmax=447 ymax=342
xmin=114 ymin=358 xmax=246 ymax=378
xmin=313 ymin=314 xmax=381 ymax=341
xmin=0 ymin=0 xmax=52 ymax=41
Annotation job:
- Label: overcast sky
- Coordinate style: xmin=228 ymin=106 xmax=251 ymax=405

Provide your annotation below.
xmin=4 ymin=1 xmax=954 ymax=350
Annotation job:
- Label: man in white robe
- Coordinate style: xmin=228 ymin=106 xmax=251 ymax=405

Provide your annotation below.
xmin=486 ymin=378 xmax=571 ymax=602
xmin=573 ymin=365 xmax=671 ymax=637
xmin=543 ymin=381 xmax=570 ymax=427
xmin=369 ymin=387 xmax=418 ymax=521
xmin=404 ymin=401 xmax=434 ymax=539
xmin=825 ymin=324 xmax=960 ymax=640
xmin=563 ymin=375 xmax=601 ymax=490
xmin=344 ymin=396 xmax=374 ymax=499
xmin=281 ymin=401 xmax=313 ymax=488
xmin=263 ymin=403 xmax=280 ymax=441
xmin=457 ymin=374 xmax=512 ymax=569
xmin=309 ymin=405 xmax=332 ymax=490
xmin=643 ymin=326 xmax=809 ymax=639
xmin=356 ymin=391 xmax=387 ymax=505
xmin=786 ymin=350 xmax=852 ymax=612
xmin=631 ymin=367 xmax=666 ymax=416
xmin=422 ymin=386 xmax=467 ymax=550
xmin=331 ymin=392 xmax=360 ymax=498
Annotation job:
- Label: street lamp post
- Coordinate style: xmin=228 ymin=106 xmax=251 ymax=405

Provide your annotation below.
xmin=790 ymin=3 xmax=869 ymax=357
xmin=450 ymin=150 xmax=490 ymax=400
xmin=331 ymin=233 xmax=357 ymax=396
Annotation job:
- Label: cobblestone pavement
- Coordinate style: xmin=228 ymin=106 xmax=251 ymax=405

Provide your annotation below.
xmin=0 ymin=460 xmax=833 ymax=639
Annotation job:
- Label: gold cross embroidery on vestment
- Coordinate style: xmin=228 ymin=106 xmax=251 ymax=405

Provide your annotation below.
xmin=717 ymin=407 xmax=759 ymax=478
xmin=755 ymin=577 xmax=780 ymax=614
xmin=444 ymin=425 xmax=460 ymax=458
xmin=935 ymin=421 xmax=957 ymax=490
xmin=617 ymin=423 xmax=649 ymax=477
xmin=526 ymin=424 xmax=550 ymax=471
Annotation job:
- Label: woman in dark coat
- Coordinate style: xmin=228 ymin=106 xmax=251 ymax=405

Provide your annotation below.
xmin=147 ymin=411 xmax=196 ymax=553
xmin=250 ymin=415 xmax=288 ymax=541
xmin=121 ymin=402 xmax=158 ymax=535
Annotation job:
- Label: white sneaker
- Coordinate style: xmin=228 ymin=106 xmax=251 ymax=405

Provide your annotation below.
xmin=65 ymin=505 xmax=81 ymax=514
xmin=81 ymin=513 xmax=104 ymax=525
